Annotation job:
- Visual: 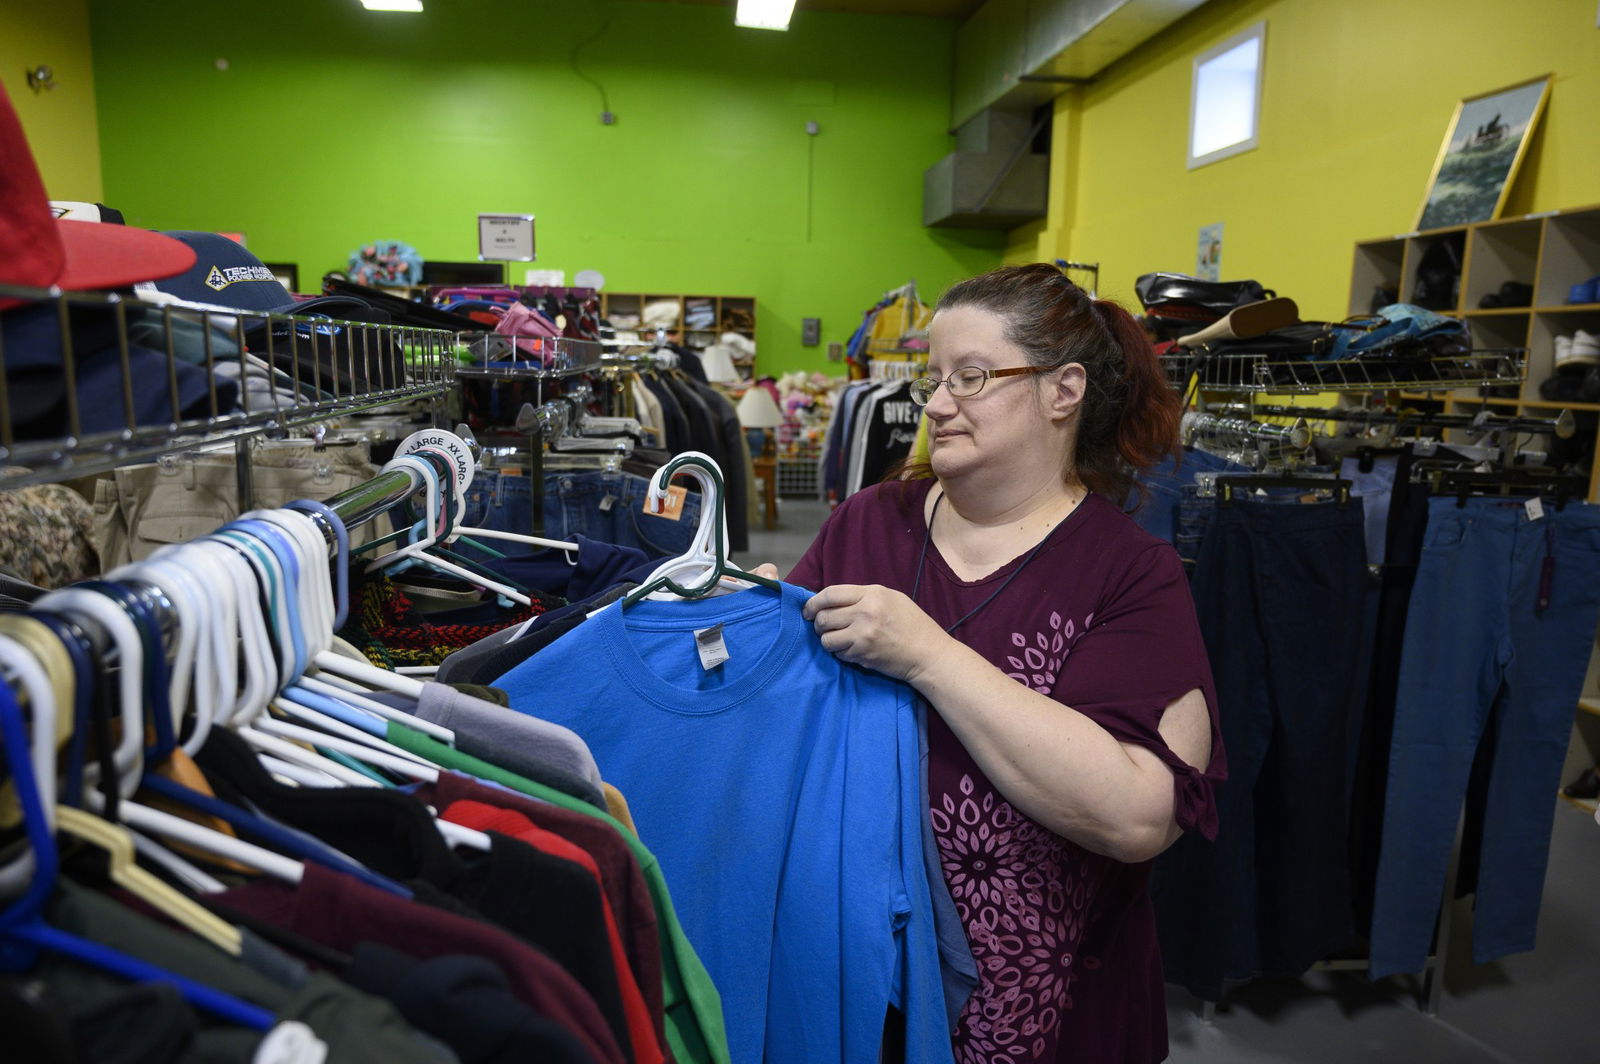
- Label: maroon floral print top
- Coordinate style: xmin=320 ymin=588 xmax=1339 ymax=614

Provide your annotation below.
xmin=790 ymin=481 xmax=1223 ymax=1064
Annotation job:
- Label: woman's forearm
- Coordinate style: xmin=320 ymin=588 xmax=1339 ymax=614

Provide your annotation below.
xmin=907 ymin=639 xmax=1188 ymax=863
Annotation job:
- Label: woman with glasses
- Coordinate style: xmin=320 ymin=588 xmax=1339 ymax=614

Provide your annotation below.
xmin=761 ymin=263 xmax=1224 ymax=1064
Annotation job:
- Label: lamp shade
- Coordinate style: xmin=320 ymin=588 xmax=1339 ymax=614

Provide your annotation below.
xmin=700 ymin=343 xmax=741 ymax=384
xmin=736 ymin=386 xmax=785 ymax=429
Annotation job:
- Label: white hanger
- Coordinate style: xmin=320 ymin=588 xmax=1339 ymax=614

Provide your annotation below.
xmin=32 ymin=588 xmax=146 ymax=795
xmin=366 ymin=455 xmax=538 ymax=607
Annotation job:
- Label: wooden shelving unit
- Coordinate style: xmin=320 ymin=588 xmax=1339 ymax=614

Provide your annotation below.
xmin=598 ymin=292 xmax=757 ymax=367
xmin=1348 ymin=204 xmax=1600 ymax=501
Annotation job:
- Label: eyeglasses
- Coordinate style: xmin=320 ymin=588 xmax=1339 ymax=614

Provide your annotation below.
xmin=909 ymin=364 xmax=1048 ymax=406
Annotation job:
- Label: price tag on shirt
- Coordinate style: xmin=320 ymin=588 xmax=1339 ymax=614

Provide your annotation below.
xmin=694 ymin=623 xmax=730 ymax=671
xmin=1525 ymin=496 xmax=1544 ymax=521
xmin=646 ymin=485 xmax=688 ymax=521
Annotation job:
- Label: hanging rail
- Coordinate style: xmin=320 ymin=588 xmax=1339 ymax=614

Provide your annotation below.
xmin=1181 ymin=410 xmax=1312 ymax=451
xmin=1239 ymin=402 xmax=1576 ymax=440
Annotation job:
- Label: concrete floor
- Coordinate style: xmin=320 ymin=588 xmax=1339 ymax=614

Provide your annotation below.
xmin=747 ymin=496 xmax=1600 ymax=1064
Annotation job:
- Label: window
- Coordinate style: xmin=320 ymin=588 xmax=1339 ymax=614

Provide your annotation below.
xmin=1188 ymin=22 xmax=1266 ymax=169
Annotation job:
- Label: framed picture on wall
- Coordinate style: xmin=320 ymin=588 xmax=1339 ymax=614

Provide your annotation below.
xmin=1415 ymin=74 xmax=1551 ymax=230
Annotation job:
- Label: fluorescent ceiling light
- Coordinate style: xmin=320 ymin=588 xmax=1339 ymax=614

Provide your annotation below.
xmin=736 ymin=0 xmax=796 ymax=31
xmin=361 ymin=0 xmax=423 ymax=12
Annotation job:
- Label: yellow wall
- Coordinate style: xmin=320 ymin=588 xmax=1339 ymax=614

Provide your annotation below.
xmin=1008 ymin=0 xmax=1600 ymax=319
xmin=0 ymin=0 xmax=103 ymax=200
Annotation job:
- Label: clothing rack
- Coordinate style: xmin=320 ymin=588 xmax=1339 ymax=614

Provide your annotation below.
xmin=1239 ymin=402 xmax=1576 ymax=441
xmin=1163 ymin=347 xmax=1527 ymax=395
xmin=1182 ymin=410 xmax=1311 ymax=452
xmin=0 ymin=285 xmax=458 ymax=492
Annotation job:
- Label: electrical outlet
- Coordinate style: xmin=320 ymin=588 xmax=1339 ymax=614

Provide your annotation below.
xmin=801 ymin=317 xmax=821 ymax=346
xmin=827 ymin=342 xmax=843 ymax=362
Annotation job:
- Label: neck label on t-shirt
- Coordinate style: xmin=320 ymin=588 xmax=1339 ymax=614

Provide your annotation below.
xmin=694 ymin=623 xmax=730 ymax=670
xmin=253 ymin=1022 xmax=327 ymax=1064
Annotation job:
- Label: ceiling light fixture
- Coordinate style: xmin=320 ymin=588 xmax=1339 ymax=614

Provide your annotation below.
xmin=360 ymin=0 xmax=423 ymax=12
xmin=735 ymin=0 xmax=796 ymax=31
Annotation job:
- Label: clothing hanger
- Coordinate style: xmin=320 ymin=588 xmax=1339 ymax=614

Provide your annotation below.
xmin=0 ymin=683 xmax=276 ymax=1031
xmin=0 ymin=633 xmax=242 ymax=954
xmin=366 ymin=454 xmax=539 ymax=606
xmin=0 ymin=634 xmax=61 ymax=893
xmin=620 ymin=451 xmax=780 ymax=608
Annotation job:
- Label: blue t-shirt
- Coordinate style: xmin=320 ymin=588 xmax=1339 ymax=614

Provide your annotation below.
xmin=493 ymin=582 xmax=954 ymax=1064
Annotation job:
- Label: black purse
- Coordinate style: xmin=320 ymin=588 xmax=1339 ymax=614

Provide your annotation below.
xmin=1135 ymin=273 xmax=1275 ymax=317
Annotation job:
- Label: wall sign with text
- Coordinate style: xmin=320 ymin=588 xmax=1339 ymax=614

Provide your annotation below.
xmin=477 ymin=214 xmax=536 ymax=262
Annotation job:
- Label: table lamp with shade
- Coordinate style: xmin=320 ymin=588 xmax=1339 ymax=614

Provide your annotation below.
xmin=737 ymin=386 xmax=786 ymax=530
xmin=736 ymin=385 xmax=785 ymax=459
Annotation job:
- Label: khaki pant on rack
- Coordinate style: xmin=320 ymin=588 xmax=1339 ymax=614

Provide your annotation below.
xmin=92 ymin=441 xmax=387 ymax=572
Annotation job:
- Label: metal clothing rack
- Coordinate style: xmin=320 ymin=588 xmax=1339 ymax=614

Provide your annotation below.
xmin=455 ymin=337 xmax=605 ymax=536
xmin=0 ymin=284 xmax=458 ymax=492
xmin=1181 ymin=410 xmax=1312 ymax=465
xmin=1239 ymin=402 xmax=1576 ymax=441
xmin=1164 ymin=347 xmax=1527 ymax=395
xmin=1162 ymin=334 xmax=1506 ymax=1023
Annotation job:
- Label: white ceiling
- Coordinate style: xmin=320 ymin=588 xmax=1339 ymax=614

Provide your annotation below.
xmin=631 ymin=0 xmax=987 ymax=20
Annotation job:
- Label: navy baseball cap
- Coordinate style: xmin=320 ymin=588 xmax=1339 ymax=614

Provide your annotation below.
xmin=151 ymin=231 xmax=372 ymax=319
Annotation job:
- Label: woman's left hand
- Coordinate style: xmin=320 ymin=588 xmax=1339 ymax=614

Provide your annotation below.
xmin=802 ymin=583 xmax=948 ymax=683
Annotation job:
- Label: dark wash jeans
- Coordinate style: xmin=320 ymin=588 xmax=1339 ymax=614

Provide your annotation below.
xmin=1369 ymin=497 xmax=1600 ymax=977
xmin=1153 ymin=495 xmax=1368 ymax=1000
xmin=459 ymin=469 xmax=704 ymax=561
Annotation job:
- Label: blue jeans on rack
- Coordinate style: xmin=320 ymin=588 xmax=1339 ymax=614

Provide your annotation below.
xmin=460 ymin=469 xmax=704 ymax=561
xmin=1340 ymin=453 xmax=1401 ymax=567
xmin=1130 ymin=448 xmax=1251 ymax=546
xmin=1154 ymin=494 xmax=1368 ymax=1000
xmin=1369 ymin=497 xmax=1600 ymax=977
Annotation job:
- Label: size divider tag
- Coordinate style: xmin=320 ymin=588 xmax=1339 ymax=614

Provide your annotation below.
xmin=646 ymin=485 xmax=688 ymax=521
xmin=1525 ymin=496 xmax=1544 ymax=521
xmin=396 ymin=428 xmax=476 ymax=496
xmin=694 ymin=623 xmax=729 ymax=671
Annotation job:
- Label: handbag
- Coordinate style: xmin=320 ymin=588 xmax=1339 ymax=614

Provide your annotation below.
xmin=1134 ymin=273 xmax=1275 ymax=319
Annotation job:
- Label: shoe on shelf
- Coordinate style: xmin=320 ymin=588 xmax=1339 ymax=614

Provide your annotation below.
xmin=1564 ymin=765 xmax=1600 ymax=801
xmin=1479 ymin=280 xmax=1533 ymax=309
xmin=1566 ymin=276 xmax=1600 ymax=305
xmin=1554 ymin=330 xmax=1600 ymax=369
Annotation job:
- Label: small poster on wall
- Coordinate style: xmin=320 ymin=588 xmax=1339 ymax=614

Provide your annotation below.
xmin=477 ymin=213 xmax=536 ymax=262
xmin=1196 ymin=222 xmax=1223 ymax=281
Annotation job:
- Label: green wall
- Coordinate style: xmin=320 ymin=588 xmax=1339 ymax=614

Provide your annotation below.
xmin=86 ymin=0 xmax=1004 ymax=377
xmin=1006 ymin=0 xmax=1600 ymax=321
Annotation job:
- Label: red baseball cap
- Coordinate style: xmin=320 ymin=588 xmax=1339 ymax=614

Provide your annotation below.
xmin=0 ymin=81 xmax=194 ymax=305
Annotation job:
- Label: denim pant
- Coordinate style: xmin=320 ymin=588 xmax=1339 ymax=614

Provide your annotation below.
xmin=1339 ymin=453 xmax=1400 ymax=567
xmin=1130 ymin=448 xmax=1251 ymax=546
xmin=1154 ymin=495 xmax=1368 ymax=1000
xmin=1369 ymin=498 xmax=1600 ymax=977
xmin=460 ymin=469 xmax=704 ymax=561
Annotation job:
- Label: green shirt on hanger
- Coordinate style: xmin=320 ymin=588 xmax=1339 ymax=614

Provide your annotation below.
xmin=386 ymin=720 xmax=731 ymax=1064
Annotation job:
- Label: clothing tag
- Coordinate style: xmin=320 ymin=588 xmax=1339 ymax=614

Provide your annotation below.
xmin=599 ymin=492 xmax=616 ymax=513
xmin=1525 ymin=496 xmax=1544 ymax=521
xmin=254 ymin=1022 xmax=328 ymax=1064
xmin=647 ymin=485 xmax=688 ymax=521
xmin=694 ymin=623 xmax=730 ymax=671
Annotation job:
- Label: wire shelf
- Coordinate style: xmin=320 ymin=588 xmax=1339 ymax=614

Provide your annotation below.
xmin=454 ymin=335 xmax=604 ymax=377
xmin=1162 ymin=348 xmax=1527 ymax=394
xmin=0 ymin=284 xmax=458 ymax=490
